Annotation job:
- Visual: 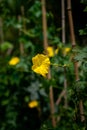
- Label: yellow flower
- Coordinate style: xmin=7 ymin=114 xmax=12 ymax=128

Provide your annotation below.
xmin=46 ymin=46 xmax=54 ymax=57
xmin=32 ymin=54 xmax=50 ymax=77
xmin=55 ymin=48 xmax=59 ymax=54
xmin=28 ymin=100 xmax=38 ymax=108
xmin=9 ymin=57 xmax=20 ymax=65
xmin=46 ymin=46 xmax=59 ymax=57
xmin=63 ymin=47 xmax=71 ymax=55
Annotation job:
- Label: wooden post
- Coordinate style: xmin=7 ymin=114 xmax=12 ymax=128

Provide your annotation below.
xmin=67 ymin=0 xmax=85 ymax=122
xmin=61 ymin=0 xmax=65 ymax=44
xmin=18 ymin=15 xmax=24 ymax=55
xmin=18 ymin=6 xmax=26 ymax=55
xmin=0 ymin=17 xmax=4 ymax=44
xmin=61 ymin=0 xmax=68 ymax=108
xmin=41 ymin=0 xmax=48 ymax=50
xmin=41 ymin=0 xmax=56 ymax=127
xmin=21 ymin=6 xmax=26 ymax=31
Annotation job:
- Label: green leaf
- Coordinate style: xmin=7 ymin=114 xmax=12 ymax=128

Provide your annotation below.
xmin=0 ymin=42 xmax=13 ymax=51
xmin=1 ymin=99 xmax=9 ymax=106
xmin=84 ymin=6 xmax=87 ymax=12
xmin=82 ymin=61 xmax=87 ymax=72
xmin=24 ymin=96 xmax=30 ymax=102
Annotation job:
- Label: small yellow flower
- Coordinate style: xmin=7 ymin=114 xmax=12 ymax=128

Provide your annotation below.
xmin=32 ymin=54 xmax=50 ymax=77
xmin=46 ymin=46 xmax=54 ymax=57
xmin=63 ymin=47 xmax=71 ymax=55
xmin=9 ymin=57 xmax=20 ymax=65
xmin=28 ymin=100 xmax=38 ymax=108
xmin=55 ymin=48 xmax=59 ymax=54
xmin=46 ymin=46 xmax=59 ymax=57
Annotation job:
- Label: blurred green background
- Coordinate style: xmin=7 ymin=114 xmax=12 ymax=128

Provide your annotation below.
xmin=0 ymin=0 xmax=87 ymax=130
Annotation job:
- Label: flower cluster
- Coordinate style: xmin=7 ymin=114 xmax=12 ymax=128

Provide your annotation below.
xmin=46 ymin=46 xmax=71 ymax=57
xmin=32 ymin=46 xmax=71 ymax=77
xmin=46 ymin=46 xmax=59 ymax=57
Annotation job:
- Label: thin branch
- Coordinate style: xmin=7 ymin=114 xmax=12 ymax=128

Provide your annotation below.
xmin=64 ymin=70 xmax=68 ymax=108
xmin=56 ymin=89 xmax=65 ymax=105
xmin=6 ymin=48 xmax=13 ymax=55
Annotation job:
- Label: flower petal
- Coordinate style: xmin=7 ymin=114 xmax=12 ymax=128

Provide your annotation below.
xmin=32 ymin=54 xmax=50 ymax=77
